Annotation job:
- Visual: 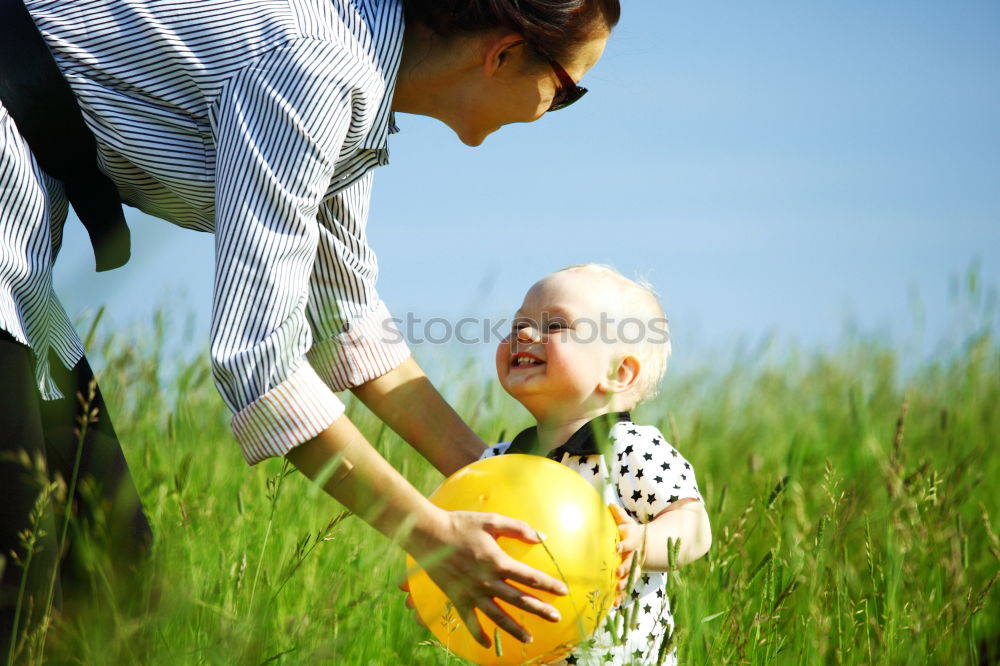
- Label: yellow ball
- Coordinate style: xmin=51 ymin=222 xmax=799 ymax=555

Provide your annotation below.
xmin=406 ymin=454 xmax=619 ymax=665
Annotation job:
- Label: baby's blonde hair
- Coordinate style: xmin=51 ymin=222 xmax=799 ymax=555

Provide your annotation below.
xmin=556 ymin=264 xmax=671 ymax=406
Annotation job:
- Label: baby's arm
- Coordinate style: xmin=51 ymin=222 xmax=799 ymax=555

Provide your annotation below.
xmin=613 ymin=499 xmax=711 ymax=576
xmin=608 ymin=424 xmax=711 ymax=583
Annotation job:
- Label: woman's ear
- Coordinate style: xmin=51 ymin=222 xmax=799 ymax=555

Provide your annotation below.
xmin=481 ymin=32 xmax=527 ymax=77
xmin=601 ymin=355 xmax=641 ymax=395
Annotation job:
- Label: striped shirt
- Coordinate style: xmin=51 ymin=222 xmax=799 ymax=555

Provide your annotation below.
xmin=1 ymin=0 xmax=410 ymax=464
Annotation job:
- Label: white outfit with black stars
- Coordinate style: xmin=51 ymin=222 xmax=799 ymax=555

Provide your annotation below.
xmin=481 ymin=412 xmax=703 ymax=665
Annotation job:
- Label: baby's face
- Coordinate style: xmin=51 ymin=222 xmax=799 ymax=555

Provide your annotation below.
xmin=496 ymin=270 xmax=624 ymax=419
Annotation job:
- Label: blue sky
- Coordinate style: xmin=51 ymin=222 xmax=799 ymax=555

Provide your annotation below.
xmin=54 ymin=1 xmax=1000 ymax=380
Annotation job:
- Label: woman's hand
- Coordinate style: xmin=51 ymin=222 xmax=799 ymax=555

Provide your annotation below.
xmin=286 ymin=416 xmax=565 ymax=648
xmin=609 ymin=504 xmax=645 ymax=606
xmin=406 ymin=508 xmax=569 ymax=648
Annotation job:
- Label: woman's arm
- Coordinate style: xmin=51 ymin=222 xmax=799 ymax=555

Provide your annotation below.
xmin=286 ymin=414 xmax=567 ymax=648
xmin=350 ymin=356 xmax=486 ymax=475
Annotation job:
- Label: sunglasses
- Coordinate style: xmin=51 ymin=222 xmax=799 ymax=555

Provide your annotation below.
xmin=542 ymin=54 xmax=588 ymax=112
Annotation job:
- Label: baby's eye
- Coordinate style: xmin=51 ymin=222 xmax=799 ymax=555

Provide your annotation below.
xmin=546 ymin=320 xmax=569 ymax=332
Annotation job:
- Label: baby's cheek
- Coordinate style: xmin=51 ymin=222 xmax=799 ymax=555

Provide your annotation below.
xmin=494 ymin=343 xmax=508 ymax=378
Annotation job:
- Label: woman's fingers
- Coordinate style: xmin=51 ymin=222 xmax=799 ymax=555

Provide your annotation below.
xmin=458 ymin=579 xmax=560 ymax=646
xmin=496 ymin=553 xmax=569 ymax=598
xmin=477 ymin=513 xmax=568 ymax=597
xmin=445 ymin=568 xmax=563 ymax=648
xmin=468 ymin=595 xmax=527 ymax=645
xmin=486 ymin=578 xmax=562 ymax=622
xmin=439 ymin=580 xmax=532 ymax=646
xmin=456 ymin=605 xmax=491 ymax=647
xmin=479 ymin=513 xmax=546 ymax=544
xmin=414 ymin=510 xmax=571 ymax=646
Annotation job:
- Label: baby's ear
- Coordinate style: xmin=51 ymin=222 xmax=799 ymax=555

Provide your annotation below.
xmin=601 ymin=355 xmax=640 ymax=395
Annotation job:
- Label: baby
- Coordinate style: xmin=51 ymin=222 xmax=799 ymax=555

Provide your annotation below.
xmin=483 ymin=264 xmax=712 ymax=665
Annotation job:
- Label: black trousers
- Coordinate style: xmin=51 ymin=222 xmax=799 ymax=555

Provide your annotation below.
xmin=0 ymin=329 xmax=151 ymax=656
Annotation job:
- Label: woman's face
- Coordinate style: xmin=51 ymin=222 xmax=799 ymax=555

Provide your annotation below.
xmin=455 ymin=30 xmax=610 ymax=146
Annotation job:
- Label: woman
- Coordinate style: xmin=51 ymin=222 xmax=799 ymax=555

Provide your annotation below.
xmin=0 ymin=0 xmax=620 ymax=653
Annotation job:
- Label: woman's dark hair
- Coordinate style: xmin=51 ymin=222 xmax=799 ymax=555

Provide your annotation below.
xmin=403 ymin=0 xmax=620 ymax=61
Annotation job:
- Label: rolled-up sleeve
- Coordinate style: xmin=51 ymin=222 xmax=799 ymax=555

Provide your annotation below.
xmin=305 ymin=173 xmax=411 ymax=392
xmin=211 ymin=40 xmax=360 ymax=464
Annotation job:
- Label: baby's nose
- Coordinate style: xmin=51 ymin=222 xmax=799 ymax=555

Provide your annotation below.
xmin=516 ymin=324 xmax=540 ymax=343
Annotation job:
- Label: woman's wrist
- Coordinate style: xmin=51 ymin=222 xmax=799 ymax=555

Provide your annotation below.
xmin=286 ymin=415 xmax=440 ymax=543
xmin=403 ymin=504 xmax=452 ymax=560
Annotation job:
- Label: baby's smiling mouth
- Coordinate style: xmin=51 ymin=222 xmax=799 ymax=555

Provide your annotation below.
xmin=511 ymin=352 xmax=544 ymax=368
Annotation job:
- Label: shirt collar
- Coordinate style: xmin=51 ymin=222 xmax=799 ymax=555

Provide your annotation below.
xmin=360 ymin=0 xmax=404 ymax=151
xmin=507 ymin=412 xmax=632 ymax=460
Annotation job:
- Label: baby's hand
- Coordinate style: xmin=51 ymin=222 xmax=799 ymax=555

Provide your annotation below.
xmin=609 ymin=504 xmax=645 ymax=606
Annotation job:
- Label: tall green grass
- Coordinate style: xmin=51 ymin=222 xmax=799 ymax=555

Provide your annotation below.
xmin=8 ymin=292 xmax=999 ymax=665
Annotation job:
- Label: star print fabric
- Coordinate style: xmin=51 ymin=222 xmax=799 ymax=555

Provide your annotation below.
xmin=481 ymin=419 xmax=703 ymax=665
xmin=609 ymin=423 xmax=702 ymax=524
